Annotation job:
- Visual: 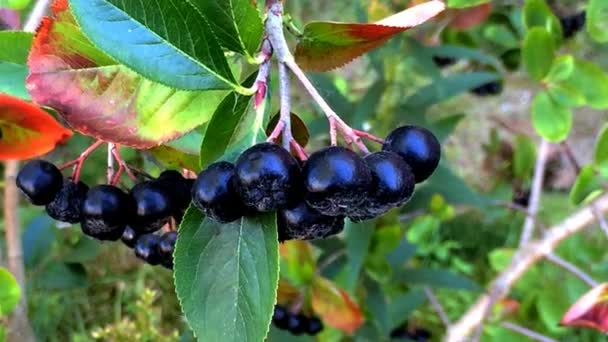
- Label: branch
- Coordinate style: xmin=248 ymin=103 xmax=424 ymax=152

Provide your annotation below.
xmin=519 ymin=140 xmax=550 ymax=247
xmin=424 ymin=287 xmax=451 ymax=328
xmin=446 ymin=194 xmax=608 ymax=341
xmin=545 ymin=253 xmax=598 ymax=287
xmin=278 ymin=63 xmax=292 ymax=151
xmin=499 ymin=322 xmax=558 ymax=342
xmin=23 ymin=0 xmax=50 ymax=32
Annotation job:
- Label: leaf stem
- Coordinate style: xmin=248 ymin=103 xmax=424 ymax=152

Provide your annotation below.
xmin=499 ymin=322 xmax=558 ymax=342
xmin=544 ymin=252 xmax=598 ymax=287
xmin=424 ymin=287 xmax=451 ymax=328
xmin=59 ymin=140 xmax=104 ymax=182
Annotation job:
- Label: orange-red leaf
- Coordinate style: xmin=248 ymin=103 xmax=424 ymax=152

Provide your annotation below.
xmin=280 ymin=240 xmax=316 ymax=286
xmin=311 ymin=276 xmax=364 ymax=334
xmin=0 ymin=93 xmax=72 ymax=160
xmin=294 ymin=0 xmax=445 ymax=71
xmin=449 ymin=3 xmax=493 ymax=31
xmin=561 ymin=283 xmax=608 ymax=332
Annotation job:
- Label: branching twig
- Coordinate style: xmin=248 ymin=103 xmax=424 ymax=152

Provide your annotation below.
xmin=499 ymin=322 xmax=558 ymax=342
xmin=446 ymin=194 xmax=608 ymax=341
xmin=519 ymin=140 xmax=550 ymax=247
xmin=23 ymin=0 xmax=50 ymax=32
xmin=544 ymin=253 xmax=598 ymax=287
xmin=107 ymin=143 xmax=115 ymax=184
xmin=424 ymin=287 xmax=451 ymax=328
xmin=278 ymin=63 xmax=292 ymax=151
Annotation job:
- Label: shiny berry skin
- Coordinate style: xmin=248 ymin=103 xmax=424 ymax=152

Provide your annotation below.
xmin=287 ymin=314 xmax=307 ymax=335
xmin=383 ymin=126 xmax=441 ymax=183
xmin=134 ymin=234 xmax=162 ymax=265
xmin=81 ymin=185 xmax=134 ymax=241
xmin=278 ymin=201 xmax=344 ymax=241
xmin=272 ymin=305 xmax=290 ymax=330
xmin=130 ymin=181 xmax=174 ymax=234
xmin=349 ymin=152 xmax=415 ymax=222
xmin=192 ymin=161 xmax=246 ymax=223
xmin=158 ymin=231 xmax=177 ymax=269
xmin=45 ymin=179 xmax=89 ymax=223
xmin=158 ymin=170 xmax=192 ymax=212
xmin=121 ymin=226 xmax=139 ymax=248
xmin=306 ymin=317 xmax=324 ymax=335
xmin=303 ymin=146 xmax=371 ymax=216
xmin=235 ymin=143 xmax=301 ymax=212
xmin=16 ymin=160 xmax=63 ymax=205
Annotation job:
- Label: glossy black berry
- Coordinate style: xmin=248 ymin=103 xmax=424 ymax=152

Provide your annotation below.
xmin=45 ymin=179 xmax=89 ymax=223
xmin=158 ymin=231 xmax=177 ymax=269
xmin=81 ymin=185 xmax=134 ymax=241
xmin=272 ymin=305 xmax=290 ymax=330
xmin=286 ymin=314 xmax=307 ymax=335
xmin=471 ymin=81 xmax=503 ymax=96
xmin=236 ymin=143 xmax=301 ymax=212
xmin=121 ymin=226 xmax=139 ymax=248
xmin=306 ymin=316 xmax=324 ymax=335
xmin=134 ymin=234 xmax=162 ymax=265
xmin=383 ymin=126 xmax=441 ymax=183
xmin=349 ymin=152 xmax=415 ymax=222
xmin=278 ymin=201 xmax=344 ymax=241
xmin=303 ymin=146 xmax=371 ymax=216
xmin=130 ymin=181 xmax=174 ymax=234
xmin=192 ymin=161 xmax=246 ymax=223
xmin=158 ymin=170 xmax=192 ymax=213
xmin=561 ymin=11 xmax=586 ymax=39
xmin=16 ymin=160 xmax=63 ymax=205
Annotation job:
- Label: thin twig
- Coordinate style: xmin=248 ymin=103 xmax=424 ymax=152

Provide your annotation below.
xmin=107 ymin=143 xmax=115 ymax=184
xmin=316 ymin=250 xmax=346 ymax=275
xmin=544 ymin=253 xmax=598 ymax=287
xmin=278 ymin=63 xmax=292 ymax=151
xmin=499 ymin=322 xmax=558 ymax=342
xmin=424 ymin=287 xmax=451 ymax=327
xmin=446 ymin=194 xmax=608 ymax=341
xmin=519 ymin=140 xmax=550 ymax=247
xmin=23 ymin=0 xmax=50 ymax=32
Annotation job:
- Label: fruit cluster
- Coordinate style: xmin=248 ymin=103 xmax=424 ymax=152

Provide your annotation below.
xmin=16 ymin=161 xmax=191 ymax=269
xmin=272 ymin=305 xmax=323 ymax=336
xmin=191 ymin=125 xmax=440 ymax=241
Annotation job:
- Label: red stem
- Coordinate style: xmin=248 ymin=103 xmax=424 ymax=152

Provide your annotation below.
xmin=354 ymin=129 xmax=384 ymax=144
xmin=290 ymin=140 xmax=309 ymax=161
xmin=59 ymin=140 xmax=104 ymax=182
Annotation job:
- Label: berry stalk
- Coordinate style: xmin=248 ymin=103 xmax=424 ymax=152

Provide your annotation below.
xmin=59 ymin=139 xmax=104 ymax=182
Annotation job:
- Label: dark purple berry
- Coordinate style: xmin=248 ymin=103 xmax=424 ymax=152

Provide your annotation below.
xmin=303 ymin=146 xmax=371 ymax=216
xmin=286 ymin=314 xmax=306 ymax=335
xmin=278 ymin=201 xmax=344 ymax=241
xmin=306 ymin=317 xmax=323 ymax=335
xmin=272 ymin=305 xmax=290 ymax=330
xmin=158 ymin=231 xmax=177 ymax=269
xmin=16 ymin=160 xmax=63 ymax=205
xmin=130 ymin=181 xmax=174 ymax=234
xmin=561 ymin=11 xmax=586 ymax=39
xmin=236 ymin=143 xmax=301 ymax=212
xmin=192 ymin=161 xmax=246 ymax=223
xmin=81 ymin=185 xmax=134 ymax=241
xmin=383 ymin=126 xmax=441 ymax=183
xmin=471 ymin=81 xmax=503 ymax=96
xmin=45 ymin=179 xmax=89 ymax=223
xmin=158 ymin=170 xmax=192 ymax=212
xmin=121 ymin=226 xmax=139 ymax=248
xmin=134 ymin=234 xmax=162 ymax=265
xmin=349 ymin=152 xmax=415 ymax=222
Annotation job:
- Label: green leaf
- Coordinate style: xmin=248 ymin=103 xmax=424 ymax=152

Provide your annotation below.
xmin=33 ymin=262 xmax=87 ymax=290
xmin=488 ymin=248 xmax=514 ymax=272
xmin=587 ymin=0 xmax=608 ymax=43
xmin=594 ymin=124 xmax=608 ymax=166
xmin=531 ymin=91 xmax=572 ymax=142
xmin=0 ymin=267 xmax=20 ymax=317
xmin=523 ymin=0 xmax=562 ymax=45
xmin=0 ymin=31 xmax=33 ymax=99
xmin=426 ymin=45 xmax=502 ymax=70
xmin=0 ymin=62 xmax=29 ymax=99
xmin=340 ymin=220 xmax=374 ymax=293
xmin=447 ymin=0 xmax=490 ymax=9
xmin=522 ymin=27 xmax=555 ymax=81
xmin=513 ymin=135 xmax=537 ymax=180
xmin=174 ymin=209 xmax=279 ymax=342
xmin=394 ymin=268 xmax=480 ymax=291
xmin=189 ymin=0 xmax=263 ymax=59
xmin=547 ymin=83 xmax=586 ymax=108
xmin=570 ymin=165 xmax=602 ymax=205
xmin=70 ymin=0 xmax=240 ymax=91
xmin=546 ymin=55 xmax=575 ymax=82
xmin=482 ymin=24 xmax=519 ymax=49
xmin=562 ymin=60 xmax=608 ymax=110
xmin=388 ymin=289 xmax=426 ymax=329
xmin=22 ymin=216 xmax=55 ymax=269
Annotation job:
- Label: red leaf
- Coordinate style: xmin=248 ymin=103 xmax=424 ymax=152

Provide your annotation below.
xmin=0 ymin=93 xmax=72 ymax=160
xmin=449 ymin=3 xmax=493 ymax=31
xmin=294 ymin=0 xmax=445 ymax=71
xmin=311 ymin=276 xmax=364 ymax=334
xmin=561 ymin=283 xmax=608 ymax=332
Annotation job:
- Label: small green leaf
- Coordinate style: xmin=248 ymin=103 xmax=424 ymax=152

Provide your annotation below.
xmin=545 ymin=55 xmax=575 ymax=82
xmin=388 ymin=289 xmax=426 ymax=330
xmin=531 ymin=91 xmax=572 ymax=142
xmin=570 ymin=165 xmax=602 ymax=205
xmin=547 ymin=83 xmax=586 ymax=108
xmin=489 ymin=248 xmax=514 ymax=272
xmin=340 ymin=220 xmax=374 ymax=293
xmin=0 ymin=0 xmax=31 ymax=10
xmin=594 ymin=124 xmax=608 ymax=166
xmin=426 ymin=45 xmax=502 ymax=70
xmin=482 ymin=24 xmax=519 ymax=49
xmin=513 ymin=135 xmax=537 ymax=180
xmin=447 ymin=0 xmax=490 ymax=9
xmin=0 ymin=31 xmax=33 ymax=65
xmin=523 ymin=27 xmax=555 ymax=81
xmin=174 ymin=209 xmax=279 ymax=342
xmin=394 ymin=267 xmax=480 ymax=291
xmin=0 ymin=267 xmax=20 ymax=317
xmin=587 ymin=0 xmax=608 ymax=43
xmin=22 ymin=216 xmax=55 ymax=269
xmin=562 ymin=60 xmax=608 ymax=110
xmin=70 ymin=0 xmax=240 ymax=91
xmin=33 ymin=262 xmax=87 ymax=290
xmin=523 ymin=0 xmax=562 ymax=45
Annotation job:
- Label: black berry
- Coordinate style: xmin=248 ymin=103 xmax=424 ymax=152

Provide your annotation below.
xmin=349 ymin=152 xmax=415 ymax=222
xmin=158 ymin=231 xmax=177 ymax=269
xmin=383 ymin=126 xmax=441 ymax=183
xmin=286 ymin=314 xmax=307 ymax=335
xmin=272 ymin=305 xmax=290 ymax=330
xmin=432 ymin=55 xmax=456 ymax=68
xmin=45 ymin=179 xmax=89 ymax=223
xmin=192 ymin=161 xmax=246 ymax=223
xmin=134 ymin=234 xmax=162 ymax=265
xmin=158 ymin=170 xmax=192 ymax=213
xmin=130 ymin=181 xmax=174 ymax=234
xmin=81 ymin=185 xmax=134 ymax=241
xmin=278 ymin=201 xmax=344 ymax=241
xmin=235 ymin=143 xmax=301 ymax=212
xmin=471 ymin=81 xmax=503 ymax=96
xmin=561 ymin=11 xmax=586 ymax=39
xmin=121 ymin=226 xmax=139 ymax=248
xmin=16 ymin=160 xmax=63 ymax=205
xmin=306 ymin=316 xmax=324 ymax=335
xmin=303 ymin=146 xmax=371 ymax=216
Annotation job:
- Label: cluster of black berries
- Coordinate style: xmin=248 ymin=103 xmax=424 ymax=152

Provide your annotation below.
xmin=471 ymin=81 xmax=503 ymax=97
xmin=390 ymin=326 xmax=432 ymax=341
xmin=16 ymin=162 xmax=191 ymax=269
xmin=560 ymin=11 xmax=586 ymax=39
xmin=272 ymin=305 xmax=323 ymax=336
xmin=191 ymin=125 xmax=440 ymax=241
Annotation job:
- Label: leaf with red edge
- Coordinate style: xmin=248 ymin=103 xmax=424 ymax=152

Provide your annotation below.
xmin=26 ymin=0 xmax=228 ymax=149
xmin=0 ymin=93 xmax=72 ymax=160
xmin=280 ymin=241 xmax=316 ymax=287
xmin=561 ymin=283 xmax=608 ymax=332
xmin=311 ymin=276 xmax=364 ymax=335
xmin=294 ymin=0 xmax=445 ymax=71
